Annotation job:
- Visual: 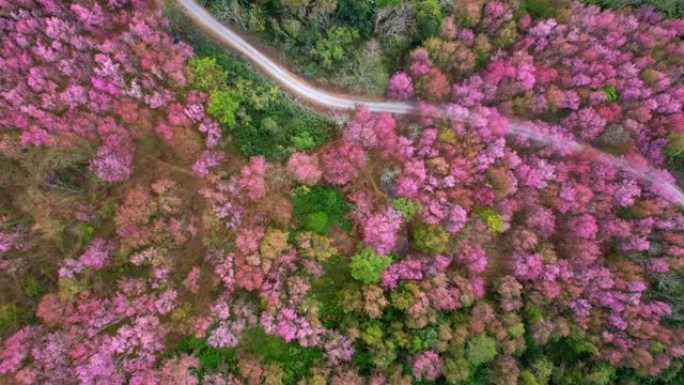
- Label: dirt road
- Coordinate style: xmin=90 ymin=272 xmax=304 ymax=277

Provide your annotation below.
xmin=174 ymin=0 xmax=684 ymax=206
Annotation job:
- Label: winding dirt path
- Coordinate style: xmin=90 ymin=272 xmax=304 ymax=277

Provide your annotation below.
xmin=174 ymin=0 xmax=684 ymax=206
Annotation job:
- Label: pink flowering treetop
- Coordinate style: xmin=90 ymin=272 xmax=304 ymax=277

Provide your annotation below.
xmin=287 ymin=152 xmax=322 ymax=185
xmin=387 ymin=72 xmax=414 ymax=100
xmin=322 ymin=140 xmax=366 ymax=186
xmin=239 ymin=156 xmax=267 ymax=202
xmin=362 ymin=207 xmax=403 ymax=255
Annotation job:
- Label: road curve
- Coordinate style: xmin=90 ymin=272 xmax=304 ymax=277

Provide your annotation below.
xmin=175 ymin=0 xmax=417 ymax=114
xmin=174 ymin=0 xmax=684 ymax=206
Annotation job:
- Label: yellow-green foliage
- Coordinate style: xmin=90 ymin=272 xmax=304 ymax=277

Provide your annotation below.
xmin=208 ymin=89 xmax=240 ymax=129
xmin=296 ymin=231 xmax=337 ymax=262
xmin=413 ymin=224 xmax=450 ymax=254
xmin=349 ymin=248 xmax=392 ymax=284
xmin=185 ymin=56 xmax=227 ymax=91
xmin=260 ymin=228 xmax=290 ymax=261
xmin=475 ymin=207 xmax=505 ymax=233
xmin=665 ymin=132 xmax=684 ymax=157
xmin=391 ymin=198 xmax=420 ymax=220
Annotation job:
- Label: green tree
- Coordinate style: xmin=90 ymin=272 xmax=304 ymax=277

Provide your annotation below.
xmin=350 ymin=248 xmax=392 ymax=284
xmin=444 ymin=356 xmax=470 ymax=384
xmin=185 ymin=56 xmax=227 ymax=91
xmin=334 ymin=0 xmax=374 ymax=38
xmin=360 ymin=320 xmax=384 ymax=346
xmin=310 ymin=26 xmax=360 ymax=70
xmin=466 ymin=333 xmax=497 ymax=366
xmin=416 ymin=0 xmax=444 ymax=40
xmin=586 ymin=363 xmax=615 ymax=385
xmin=475 ymin=207 xmax=505 ymax=233
xmin=391 ymin=198 xmax=420 ymax=220
xmin=413 ymin=224 xmax=450 ymax=254
xmin=208 ymin=89 xmax=240 ymax=129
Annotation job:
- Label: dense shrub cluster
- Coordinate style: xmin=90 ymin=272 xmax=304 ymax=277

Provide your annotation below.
xmin=1 ymin=1 xmax=683 ymax=385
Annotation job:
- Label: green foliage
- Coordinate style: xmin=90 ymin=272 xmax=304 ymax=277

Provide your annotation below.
xmin=195 ymin=0 xmax=397 ymax=96
xmin=240 ymin=328 xmax=323 ymax=385
xmin=413 ymin=224 xmax=450 ymax=254
xmin=520 ymin=370 xmax=540 ymax=385
xmin=233 ymin=104 xmax=332 ymax=161
xmin=291 ymin=131 xmax=315 ymax=151
xmin=391 ymin=198 xmax=420 ymax=220
xmin=173 ymin=335 xmax=238 ymax=377
xmin=166 ymin=14 xmax=334 ymax=161
xmin=664 ymin=132 xmax=684 ymax=158
xmin=602 ymin=85 xmax=619 ymax=102
xmin=331 ymin=41 xmax=390 ymax=96
xmin=24 ymin=276 xmax=47 ymax=298
xmin=518 ymin=0 xmax=562 ymax=19
xmin=349 ymin=248 xmax=392 ymax=284
xmin=360 ymin=320 xmax=384 ymax=345
xmin=291 ymin=184 xmax=351 ymax=233
xmin=45 ymin=220 xmax=97 ymax=256
xmin=475 ymin=207 xmax=505 ymax=233
xmin=208 ymin=89 xmax=240 ymax=129
xmin=312 ymin=255 xmax=351 ymax=328
xmin=390 ymin=285 xmax=414 ymax=310
xmin=376 ymin=0 xmax=401 ymax=6
xmin=411 ymin=327 xmax=439 ymax=352
xmin=567 ymin=338 xmax=600 ymax=356
xmin=466 ymin=333 xmax=497 ymax=366
xmin=303 ymin=211 xmax=329 ymax=235
xmin=352 ymin=341 xmax=374 ymax=375
xmin=334 ymin=0 xmax=374 ymax=38
xmin=586 ymin=363 xmax=615 ymax=385
xmin=369 ymin=340 xmax=398 ymax=369
xmin=416 ymin=0 xmax=446 ymax=41
xmin=74 ymin=222 xmax=95 ymax=246
xmin=581 ymin=0 xmax=684 ymax=18
xmin=0 ymin=303 xmax=30 ymax=337
xmin=310 ymin=26 xmax=360 ymax=70
xmin=186 ymin=56 xmax=227 ymax=91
